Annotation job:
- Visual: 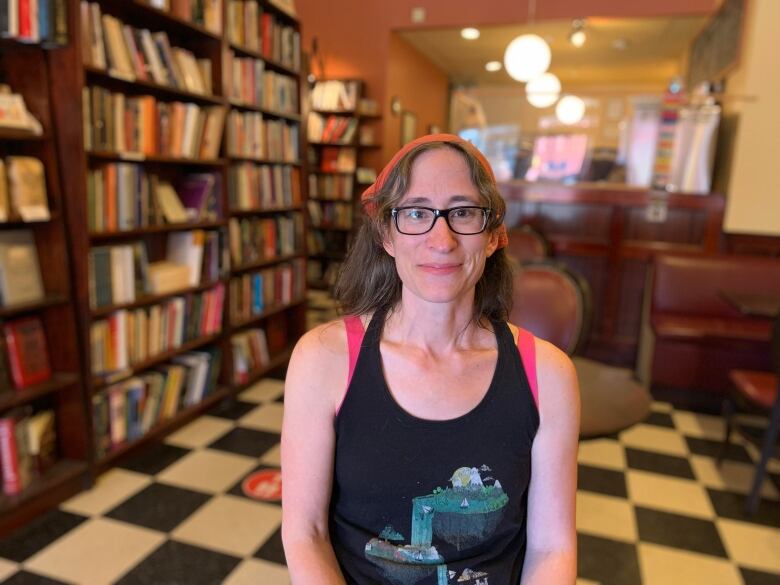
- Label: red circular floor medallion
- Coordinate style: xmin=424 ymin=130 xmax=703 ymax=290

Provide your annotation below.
xmin=242 ymin=469 xmax=282 ymax=501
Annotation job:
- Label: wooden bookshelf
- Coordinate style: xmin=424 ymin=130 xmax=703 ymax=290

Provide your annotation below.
xmin=305 ymin=78 xmax=382 ymax=290
xmin=42 ymin=0 xmax=308 ymax=510
xmin=0 ymin=27 xmax=92 ymax=536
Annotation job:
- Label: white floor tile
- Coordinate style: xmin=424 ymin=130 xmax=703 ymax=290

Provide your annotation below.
xmin=23 ymin=517 xmax=164 ymax=585
xmin=577 ymin=438 xmax=626 ymax=471
xmin=156 ymin=449 xmax=256 ymax=494
xmin=60 ymin=468 xmax=152 ymax=517
xmin=717 ymin=518 xmax=780 ymax=574
xmin=239 ymin=403 xmax=284 ymax=433
xmin=626 ymin=470 xmax=714 ymax=519
xmin=240 ymin=378 xmax=285 ymax=403
xmin=223 ymin=558 xmax=290 ymax=585
xmin=164 ymin=415 xmax=234 ymax=449
xmin=690 ymin=455 xmax=779 ymax=499
xmin=620 ymin=424 xmax=689 ymax=457
xmin=0 ymin=558 xmax=18 ymax=582
xmin=172 ymin=494 xmax=282 ymax=558
xmin=672 ymin=411 xmax=726 ymax=441
xmin=638 ymin=542 xmax=742 ymax=585
xmin=576 ymin=491 xmax=637 ymax=542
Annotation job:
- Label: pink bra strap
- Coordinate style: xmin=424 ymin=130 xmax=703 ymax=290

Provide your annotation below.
xmin=344 ymin=316 xmax=365 ymax=389
xmin=517 ymin=328 xmax=539 ymax=409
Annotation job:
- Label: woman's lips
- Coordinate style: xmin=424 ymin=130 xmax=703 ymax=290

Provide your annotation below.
xmin=418 ymin=263 xmax=461 ymax=275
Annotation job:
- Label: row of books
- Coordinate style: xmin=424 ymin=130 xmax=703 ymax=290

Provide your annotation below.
xmin=0 ymin=156 xmax=50 ymax=223
xmin=89 ymin=283 xmax=225 ymax=376
xmin=81 ymin=2 xmax=213 ymax=96
xmin=307 ymin=114 xmax=358 ymax=145
xmin=0 ymin=316 xmax=51 ymax=392
xmin=231 ymin=328 xmax=269 ymax=384
xmin=225 ymin=110 xmax=299 ymax=161
xmin=83 ymin=86 xmax=226 ymax=159
xmin=88 ymin=230 xmax=223 ymax=308
xmin=307 ymin=200 xmax=353 ymax=230
xmin=310 ymin=80 xmax=359 ymax=113
xmin=226 ymin=0 xmax=300 ymax=71
xmin=311 ymin=146 xmax=357 ymax=173
xmin=87 ymin=166 xmax=221 ymax=233
xmin=92 ymin=346 xmax=221 ymax=458
xmin=307 ymin=173 xmax=354 ymax=200
xmin=306 ymin=258 xmax=342 ymax=287
xmin=0 ymin=0 xmax=67 ymax=44
xmin=0 ymin=406 xmax=56 ymax=496
xmin=228 ymin=214 xmax=302 ymax=267
xmin=0 ymin=230 xmax=46 ymax=308
xmin=143 ymin=0 xmax=223 ymax=34
xmin=227 ymin=163 xmax=301 ymax=211
xmin=228 ymin=258 xmax=304 ymax=324
xmin=226 ymin=53 xmax=298 ymax=114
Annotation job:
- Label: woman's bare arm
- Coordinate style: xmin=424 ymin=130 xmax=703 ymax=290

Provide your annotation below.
xmin=281 ymin=322 xmax=349 ymax=584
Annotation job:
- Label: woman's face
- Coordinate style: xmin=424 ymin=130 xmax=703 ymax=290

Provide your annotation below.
xmin=383 ymin=147 xmax=499 ymax=306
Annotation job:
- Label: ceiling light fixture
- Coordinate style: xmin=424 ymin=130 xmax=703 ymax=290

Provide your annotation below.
xmin=526 ymin=72 xmax=561 ymax=108
xmin=461 ymin=27 xmax=480 ymax=40
xmin=569 ymin=19 xmax=586 ymax=48
xmin=485 ymin=61 xmax=502 ymax=72
xmin=504 ymin=34 xmax=551 ymax=82
xmin=556 ymin=95 xmax=586 ymax=125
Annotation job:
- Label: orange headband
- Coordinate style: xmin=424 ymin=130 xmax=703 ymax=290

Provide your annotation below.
xmin=360 ymin=133 xmax=508 ymax=249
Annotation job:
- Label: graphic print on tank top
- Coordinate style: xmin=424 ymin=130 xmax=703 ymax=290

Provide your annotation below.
xmin=364 ymin=464 xmax=507 ymax=585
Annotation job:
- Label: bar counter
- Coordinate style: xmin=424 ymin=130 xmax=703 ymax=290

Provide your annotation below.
xmin=499 ymin=181 xmax=726 ymax=366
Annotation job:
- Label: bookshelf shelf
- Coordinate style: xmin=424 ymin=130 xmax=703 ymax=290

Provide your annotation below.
xmin=230 ymin=206 xmax=304 ymax=216
xmin=89 ymin=221 xmax=226 ymax=241
xmin=84 ymin=66 xmax=224 ymax=106
xmin=0 ymin=295 xmax=70 ymax=319
xmin=232 ymin=252 xmax=305 ymax=274
xmin=96 ymin=385 xmax=232 ymax=470
xmin=311 ymin=108 xmax=356 ymax=116
xmin=309 ymin=251 xmax=347 ymax=261
xmin=231 ymin=296 xmax=306 ymax=330
xmin=127 ymin=0 xmax=223 ymax=41
xmin=311 ymin=170 xmax=356 ymax=176
xmin=227 ymin=99 xmax=300 ymax=122
xmin=359 ymin=143 xmax=382 ymax=149
xmin=0 ymin=215 xmax=59 ymax=229
xmin=226 ymin=154 xmax=301 ymax=165
xmin=0 ymin=373 xmax=81 ymax=414
xmin=90 ymin=279 xmax=227 ymax=318
xmin=0 ymin=459 xmax=89 ymax=518
xmin=0 ymin=128 xmax=45 ymax=141
xmin=87 ymin=152 xmax=226 ymax=166
xmin=311 ymin=225 xmax=352 ymax=232
xmin=308 ymin=197 xmax=352 ymax=203
xmin=359 ymin=113 xmax=383 ymax=120
xmin=226 ymin=43 xmax=298 ymax=77
xmin=308 ymin=141 xmax=356 ymax=147
xmin=91 ymin=332 xmax=223 ymax=390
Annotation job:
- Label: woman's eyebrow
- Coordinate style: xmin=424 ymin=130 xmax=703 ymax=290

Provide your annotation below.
xmin=400 ymin=194 xmax=479 ymax=206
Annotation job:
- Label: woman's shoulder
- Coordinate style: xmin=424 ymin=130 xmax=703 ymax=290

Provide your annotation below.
xmin=507 ymin=323 xmax=578 ymax=399
xmin=290 ymin=314 xmax=372 ymax=366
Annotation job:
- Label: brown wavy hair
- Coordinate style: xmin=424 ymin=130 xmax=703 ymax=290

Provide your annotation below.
xmin=334 ymin=140 xmax=513 ymax=324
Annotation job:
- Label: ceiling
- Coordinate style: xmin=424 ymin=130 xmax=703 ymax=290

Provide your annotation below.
xmin=397 ymin=16 xmax=707 ymax=88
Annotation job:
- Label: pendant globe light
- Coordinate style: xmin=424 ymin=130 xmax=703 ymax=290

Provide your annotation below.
xmin=526 ymin=72 xmax=561 ymax=108
xmin=504 ymin=34 xmax=551 ymax=82
xmin=556 ymin=95 xmax=586 ymax=125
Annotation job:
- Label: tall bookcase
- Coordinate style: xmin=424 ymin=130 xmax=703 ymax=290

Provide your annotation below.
xmin=45 ymin=0 xmax=306 ymax=474
xmin=0 ymin=34 xmax=91 ymax=534
xmin=305 ymin=78 xmax=381 ymax=289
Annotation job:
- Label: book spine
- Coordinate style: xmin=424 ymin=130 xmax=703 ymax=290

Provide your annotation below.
xmin=0 ymin=417 xmax=20 ymax=495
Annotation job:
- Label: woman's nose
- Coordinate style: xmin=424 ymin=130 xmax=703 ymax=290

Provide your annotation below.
xmin=426 ymin=215 xmax=458 ymax=249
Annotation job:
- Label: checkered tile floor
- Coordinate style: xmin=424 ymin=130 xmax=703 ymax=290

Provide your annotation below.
xmin=1 ymin=378 xmax=779 ymax=585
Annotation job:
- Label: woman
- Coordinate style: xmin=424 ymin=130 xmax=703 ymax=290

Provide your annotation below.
xmin=282 ymin=134 xmax=579 ymax=584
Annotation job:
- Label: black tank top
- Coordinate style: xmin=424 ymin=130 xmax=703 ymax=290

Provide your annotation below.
xmin=330 ymin=311 xmax=540 ymax=585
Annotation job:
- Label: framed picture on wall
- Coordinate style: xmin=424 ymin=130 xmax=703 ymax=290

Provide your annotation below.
xmin=400 ymin=111 xmax=417 ymax=147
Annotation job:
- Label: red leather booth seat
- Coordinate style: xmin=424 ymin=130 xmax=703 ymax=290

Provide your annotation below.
xmin=649 ymin=254 xmax=780 ymax=394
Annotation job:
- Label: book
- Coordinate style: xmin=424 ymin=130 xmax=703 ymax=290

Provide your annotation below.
xmin=0 ymin=407 xmax=34 ymax=496
xmin=25 ymin=409 xmax=56 ymax=475
xmin=0 ymin=158 xmax=9 ymax=221
xmin=146 ymin=260 xmax=190 ymax=294
xmin=4 ymin=316 xmax=52 ymax=389
xmin=5 ymin=156 xmax=50 ymax=221
xmin=166 ymin=230 xmax=204 ymax=287
xmin=0 ymin=229 xmax=45 ymax=306
xmin=176 ymin=173 xmax=215 ymax=220
xmin=153 ymin=180 xmax=189 ymax=223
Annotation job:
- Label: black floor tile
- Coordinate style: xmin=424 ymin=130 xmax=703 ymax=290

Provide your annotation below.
xmin=0 ymin=509 xmax=87 ymax=562
xmin=2 ymin=572 xmax=70 ymax=584
xmin=635 ymin=506 xmax=728 ymax=557
xmin=106 ymin=483 xmax=211 ymax=532
xmin=118 ymin=443 xmax=191 ymax=476
xmin=208 ymin=399 xmax=257 ymax=420
xmin=115 ymin=540 xmax=240 ymax=585
xmin=740 ymin=566 xmax=780 ymax=585
xmin=577 ymin=533 xmax=641 ymax=585
xmin=208 ymin=427 xmax=280 ymax=458
xmin=625 ymin=447 xmax=695 ymax=480
xmin=577 ymin=464 xmax=628 ymax=498
xmin=227 ymin=464 xmax=282 ymax=506
xmin=254 ymin=526 xmax=286 ymax=565
xmin=643 ymin=411 xmax=676 ymax=429
xmin=707 ymin=488 xmax=780 ymax=528
xmin=685 ymin=436 xmax=753 ymax=464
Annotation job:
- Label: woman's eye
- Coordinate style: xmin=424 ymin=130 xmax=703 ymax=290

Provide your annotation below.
xmin=452 ymin=208 xmax=474 ymax=218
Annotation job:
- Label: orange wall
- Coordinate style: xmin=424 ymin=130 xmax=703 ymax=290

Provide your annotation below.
xmin=296 ymin=0 xmax=718 ymax=164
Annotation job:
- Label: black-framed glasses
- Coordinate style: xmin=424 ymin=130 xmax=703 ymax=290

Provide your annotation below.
xmin=391 ymin=206 xmax=491 ymax=235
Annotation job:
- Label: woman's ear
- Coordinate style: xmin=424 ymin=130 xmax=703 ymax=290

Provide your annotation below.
xmin=485 ymin=229 xmax=499 ymax=257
